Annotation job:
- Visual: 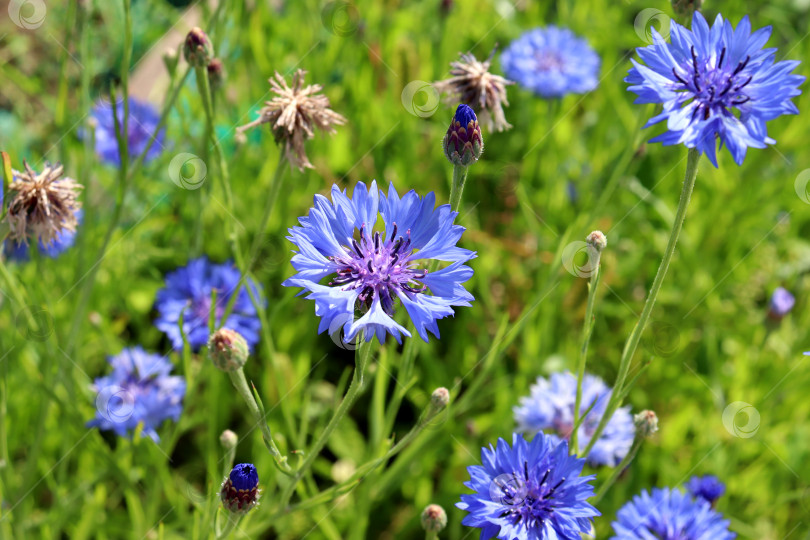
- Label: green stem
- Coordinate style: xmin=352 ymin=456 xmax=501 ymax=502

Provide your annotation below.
xmin=592 ymin=436 xmax=643 ymax=504
xmin=227 ymin=368 xmax=292 ymax=475
xmin=215 ymin=511 xmax=240 ymax=540
xmin=449 ymin=164 xmax=468 ymax=213
xmin=583 ymin=148 xmax=700 ymax=458
xmin=571 ymin=257 xmax=601 ymax=454
xmin=279 ymin=338 xmax=373 ymax=508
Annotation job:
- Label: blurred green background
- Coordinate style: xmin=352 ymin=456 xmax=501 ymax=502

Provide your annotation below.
xmin=0 ymin=0 xmax=809 ymax=538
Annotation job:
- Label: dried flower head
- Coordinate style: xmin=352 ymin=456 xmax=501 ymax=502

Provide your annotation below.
xmin=6 ymin=162 xmax=83 ymax=247
xmin=434 ymin=49 xmax=514 ymax=132
xmin=235 ymin=69 xmax=346 ymax=171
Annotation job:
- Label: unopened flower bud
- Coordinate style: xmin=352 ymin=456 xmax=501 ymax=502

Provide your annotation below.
xmin=183 ymin=27 xmax=213 ymax=68
xmin=207 ymin=58 xmax=225 ymax=90
xmin=421 ymin=504 xmax=448 ymax=533
xmin=220 ymin=463 xmax=260 ymax=513
xmin=220 ymin=429 xmax=238 ymax=450
xmin=634 ymin=410 xmax=659 ymax=437
xmin=443 ymin=104 xmax=483 ymax=167
xmin=208 ymin=328 xmax=249 ymax=372
xmin=430 ymin=387 xmax=450 ymax=412
xmin=586 ymin=230 xmax=607 ymax=252
xmin=163 ymin=47 xmax=179 ymax=76
xmin=672 ymin=0 xmax=703 ymax=17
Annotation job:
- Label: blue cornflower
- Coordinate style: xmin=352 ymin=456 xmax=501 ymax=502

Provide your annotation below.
xmin=87 ymin=347 xmax=186 ymax=442
xmin=283 ymin=181 xmax=476 ymax=344
xmin=501 ymin=26 xmax=600 ymax=98
xmin=611 ymin=487 xmax=735 ymax=540
xmin=4 ymin=209 xmax=83 ymax=261
xmin=768 ymin=286 xmax=795 ymax=319
xmin=626 ymin=12 xmax=804 ymax=166
xmin=91 ymin=97 xmax=165 ymax=166
xmin=514 ymin=372 xmax=635 ymax=467
xmin=686 ymin=475 xmax=726 ymax=505
xmin=221 ymin=463 xmax=261 ymax=513
xmin=457 ymin=432 xmax=599 ymax=540
xmin=154 ymin=257 xmax=263 ymax=351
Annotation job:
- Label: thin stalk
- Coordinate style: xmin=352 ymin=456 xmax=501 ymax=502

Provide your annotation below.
xmin=571 ymin=258 xmax=601 ymax=454
xmin=449 ymin=164 xmax=468 ymax=213
xmin=215 ymin=512 xmax=240 ymax=540
xmin=279 ymin=338 xmax=373 ymax=507
xmin=592 ymin=436 xmax=643 ymax=504
xmin=583 ymin=148 xmax=700 ymax=458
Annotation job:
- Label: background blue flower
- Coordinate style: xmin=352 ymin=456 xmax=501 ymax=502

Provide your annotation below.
xmin=91 ymin=97 xmax=166 ymax=166
xmin=686 ymin=475 xmax=726 ymax=505
xmin=283 ymin=181 xmax=476 ymax=344
xmin=3 ymin=209 xmax=83 ymax=261
xmin=87 ymin=347 xmax=186 ymax=442
xmin=457 ymin=432 xmax=599 ymax=540
xmin=514 ymin=372 xmax=635 ymax=467
xmin=626 ymin=12 xmax=804 ymax=166
xmin=611 ymin=487 xmax=735 ymax=539
xmin=154 ymin=257 xmax=263 ymax=351
xmin=501 ymin=26 xmax=600 ymax=98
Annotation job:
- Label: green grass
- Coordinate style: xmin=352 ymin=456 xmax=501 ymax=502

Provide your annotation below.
xmin=1 ymin=0 xmax=809 ymax=538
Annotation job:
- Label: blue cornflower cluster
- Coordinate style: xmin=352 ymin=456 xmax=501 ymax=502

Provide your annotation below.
xmin=283 ymin=181 xmax=475 ymax=344
xmin=501 ymin=26 xmax=600 ymax=98
xmin=154 ymin=257 xmax=264 ymax=351
xmin=611 ymin=487 xmax=735 ymax=539
xmin=91 ymin=97 xmax=165 ymax=166
xmin=626 ymin=12 xmax=804 ymax=166
xmin=87 ymin=347 xmax=186 ymax=442
xmin=457 ymin=432 xmax=599 ymax=540
xmin=514 ymin=372 xmax=635 ymax=467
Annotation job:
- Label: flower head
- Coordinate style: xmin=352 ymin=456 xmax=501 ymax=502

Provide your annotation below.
xmin=183 ymin=27 xmax=213 ymax=68
xmin=91 ymin=97 xmax=166 ymax=166
xmin=434 ymin=50 xmax=514 ymax=132
xmin=457 ymin=432 xmax=599 ymax=540
xmin=443 ymin=104 xmax=484 ymax=166
xmin=221 ymin=463 xmax=260 ymax=513
xmin=5 ymin=162 xmax=83 ymax=247
xmin=634 ymin=409 xmax=659 ymax=438
xmin=235 ymin=69 xmax=346 ymax=171
xmin=421 ymin=504 xmax=448 ymax=533
xmin=626 ymin=12 xmax=804 ymax=166
xmin=86 ymin=347 xmax=186 ymax=442
xmin=154 ymin=257 xmax=264 ymax=351
xmin=208 ymin=328 xmax=249 ymax=372
xmin=283 ymin=181 xmax=476 ymax=345
xmin=501 ymin=26 xmax=600 ymax=98
xmin=4 ymin=209 xmax=83 ymax=261
xmin=686 ymin=475 xmax=726 ymax=505
xmin=768 ymin=286 xmax=795 ymax=319
xmin=611 ymin=487 xmax=735 ymax=540
xmin=514 ymin=372 xmax=635 ymax=467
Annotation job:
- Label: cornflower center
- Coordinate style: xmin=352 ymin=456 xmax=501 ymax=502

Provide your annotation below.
xmin=495 ymin=462 xmax=566 ymax=529
xmin=328 ymin=223 xmax=428 ymax=315
xmin=535 ymin=50 xmax=564 ymax=72
xmin=672 ymin=46 xmax=753 ymax=121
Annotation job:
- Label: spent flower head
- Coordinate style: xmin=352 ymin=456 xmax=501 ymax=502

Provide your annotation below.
xmin=443 ymin=104 xmax=484 ymax=166
xmin=5 ymin=161 xmax=83 ymax=247
xmin=235 ymin=69 xmax=346 ymax=171
xmin=457 ymin=432 xmax=599 ymax=539
xmin=626 ymin=12 xmax=804 ymax=166
xmin=221 ymin=463 xmax=260 ymax=514
xmin=283 ymin=181 xmax=476 ymax=345
xmin=434 ymin=49 xmax=514 ymax=132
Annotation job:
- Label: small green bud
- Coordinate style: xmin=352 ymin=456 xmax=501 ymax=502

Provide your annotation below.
xmin=586 ymin=230 xmax=607 ymax=252
xmin=430 ymin=387 xmax=450 ymax=412
xmin=207 ymin=58 xmax=225 ymax=91
xmin=183 ymin=27 xmax=214 ymax=68
xmin=421 ymin=504 xmax=448 ymax=533
xmin=634 ymin=410 xmax=659 ymax=437
xmin=208 ymin=328 xmax=249 ymax=372
xmin=220 ymin=429 xmax=238 ymax=450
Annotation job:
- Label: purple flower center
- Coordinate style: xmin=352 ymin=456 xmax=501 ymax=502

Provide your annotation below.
xmin=495 ymin=462 xmax=565 ymax=529
xmin=673 ymin=46 xmax=753 ymax=121
xmin=192 ymin=293 xmax=225 ymax=322
xmin=535 ymin=51 xmax=564 ymax=72
xmin=328 ymin=223 xmax=427 ymax=315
